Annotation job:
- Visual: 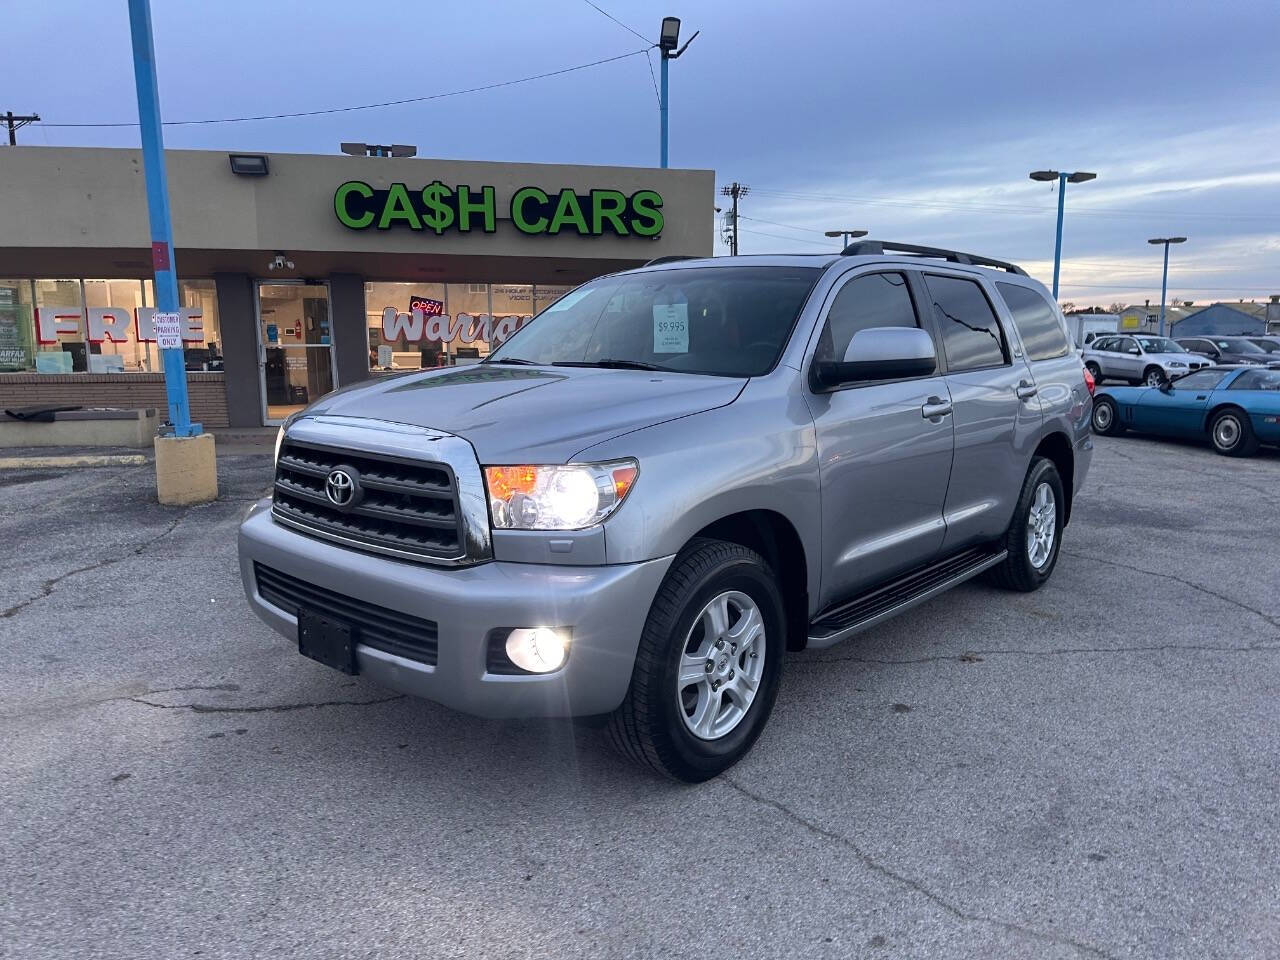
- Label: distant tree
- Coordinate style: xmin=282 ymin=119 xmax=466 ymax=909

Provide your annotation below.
xmin=1060 ymin=301 xmax=1076 ymax=313
xmin=1108 ymin=302 xmax=1127 ymax=314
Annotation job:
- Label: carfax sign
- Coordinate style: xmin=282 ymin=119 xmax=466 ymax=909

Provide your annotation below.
xmin=334 ymin=181 xmax=663 ymax=238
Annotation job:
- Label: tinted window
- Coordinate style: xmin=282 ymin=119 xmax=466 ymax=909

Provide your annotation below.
xmin=923 ymin=275 xmax=1008 ymax=372
xmin=1092 ymin=337 xmax=1115 ymax=352
xmin=487 ymin=266 xmax=822 ymax=377
xmin=996 ymin=282 xmax=1070 ymax=361
xmin=1135 ymin=336 xmax=1185 ymax=353
xmin=1170 ymin=369 xmax=1231 ymax=391
xmin=815 ymin=272 xmax=918 ymax=363
xmin=1229 ymin=369 xmax=1280 ymax=391
xmin=1116 ymin=338 xmax=1137 ymax=353
xmin=1215 ymin=338 xmax=1266 ymax=354
xmin=1180 ymin=339 xmax=1211 ymax=352
xmin=1249 ymin=338 xmax=1280 ymax=354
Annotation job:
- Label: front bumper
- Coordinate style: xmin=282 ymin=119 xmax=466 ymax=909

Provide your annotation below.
xmin=238 ymin=499 xmax=673 ymax=718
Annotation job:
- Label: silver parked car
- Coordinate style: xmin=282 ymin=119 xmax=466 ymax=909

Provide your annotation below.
xmin=1082 ymin=334 xmax=1210 ymax=386
xmin=239 ymin=241 xmax=1094 ymax=782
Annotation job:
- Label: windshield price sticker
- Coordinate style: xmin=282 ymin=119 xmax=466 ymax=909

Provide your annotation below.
xmin=153 ymin=312 xmax=182 ymax=350
xmin=653 ymin=303 xmax=689 ymax=353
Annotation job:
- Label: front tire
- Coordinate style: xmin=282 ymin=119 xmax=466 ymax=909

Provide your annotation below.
xmin=1091 ymin=396 xmax=1125 ymax=436
xmin=989 ymin=458 xmax=1065 ymax=593
xmin=1209 ymin=407 xmax=1259 ymax=457
xmin=1144 ymin=366 xmax=1166 ymax=387
xmin=606 ymin=538 xmax=785 ymax=782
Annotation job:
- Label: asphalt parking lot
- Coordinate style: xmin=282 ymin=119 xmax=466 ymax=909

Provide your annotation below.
xmin=3 ymin=436 xmax=1278 ymax=960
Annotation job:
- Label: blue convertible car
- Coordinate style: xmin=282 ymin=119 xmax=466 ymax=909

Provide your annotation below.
xmin=1091 ymin=366 xmax=1280 ymax=457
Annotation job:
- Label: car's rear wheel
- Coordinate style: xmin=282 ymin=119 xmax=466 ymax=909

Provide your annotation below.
xmin=606 ymin=538 xmax=784 ymax=782
xmin=1209 ymin=407 xmax=1259 ymax=457
xmin=989 ymin=458 xmax=1065 ymax=593
xmin=1084 ymin=361 xmax=1102 ymax=383
xmin=1144 ymin=366 xmax=1166 ymax=386
xmin=1091 ymin=396 xmax=1124 ymax=436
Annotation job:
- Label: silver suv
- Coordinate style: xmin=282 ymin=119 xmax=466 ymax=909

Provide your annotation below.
xmin=238 ymin=241 xmax=1093 ymax=782
xmin=1083 ymin=334 xmax=1209 ymax=386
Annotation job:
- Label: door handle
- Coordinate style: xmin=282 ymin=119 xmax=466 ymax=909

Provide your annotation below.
xmin=1016 ymin=381 xmax=1039 ymax=400
xmin=922 ymin=396 xmax=953 ymax=419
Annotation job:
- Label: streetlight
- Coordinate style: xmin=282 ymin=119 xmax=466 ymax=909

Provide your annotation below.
xmin=1148 ymin=237 xmax=1187 ymax=337
xmin=657 ymin=16 xmax=698 ymax=168
xmin=1029 ymin=169 xmax=1097 ymax=300
xmin=824 ymin=229 xmax=869 ymax=249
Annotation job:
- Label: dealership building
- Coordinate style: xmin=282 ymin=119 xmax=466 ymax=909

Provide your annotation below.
xmin=0 ymin=147 xmax=713 ymax=426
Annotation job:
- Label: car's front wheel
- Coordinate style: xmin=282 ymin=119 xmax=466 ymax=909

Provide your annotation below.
xmin=1209 ymin=407 xmax=1260 ymax=457
xmin=606 ymin=538 xmax=785 ymax=782
xmin=1144 ymin=366 xmax=1167 ymax=386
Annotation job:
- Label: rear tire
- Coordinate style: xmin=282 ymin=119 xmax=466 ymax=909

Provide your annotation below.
xmin=1209 ymin=407 xmax=1259 ymax=457
xmin=989 ymin=458 xmax=1065 ymax=593
xmin=606 ymin=538 xmax=785 ymax=783
xmin=1084 ymin=361 xmax=1101 ymax=383
xmin=1091 ymin=396 xmax=1125 ymax=436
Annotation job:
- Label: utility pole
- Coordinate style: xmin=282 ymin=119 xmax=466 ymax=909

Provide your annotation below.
xmin=2 ymin=111 xmax=40 ymax=145
xmin=720 ymin=183 xmax=749 ymax=256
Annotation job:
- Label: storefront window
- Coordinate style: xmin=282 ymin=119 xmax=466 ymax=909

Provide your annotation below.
xmin=0 ymin=278 xmax=222 ymax=375
xmin=362 ymin=281 xmax=586 ymax=373
xmin=365 ymin=282 xmax=448 ymax=372
xmin=33 ymin=279 xmax=88 ymax=372
xmin=0 ymin=280 xmax=36 ymax=372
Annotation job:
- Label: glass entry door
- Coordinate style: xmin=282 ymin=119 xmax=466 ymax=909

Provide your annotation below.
xmin=255 ymin=282 xmax=335 ymax=424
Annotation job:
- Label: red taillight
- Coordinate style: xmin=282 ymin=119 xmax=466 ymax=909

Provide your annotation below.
xmin=1083 ymin=366 xmax=1096 ymax=396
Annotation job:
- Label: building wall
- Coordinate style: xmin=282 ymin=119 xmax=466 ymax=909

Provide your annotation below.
xmin=1173 ymin=305 xmax=1264 ymax=336
xmin=0 ymin=373 xmax=229 ymax=427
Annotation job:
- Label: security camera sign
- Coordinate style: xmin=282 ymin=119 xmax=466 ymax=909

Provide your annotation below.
xmin=153 ymin=312 xmax=183 ymax=350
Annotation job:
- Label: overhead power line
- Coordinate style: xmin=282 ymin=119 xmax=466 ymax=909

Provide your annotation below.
xmin=579 ymin=0 xmax=653 ymax=44
xmin=737 ymin=228 xmax=832 ymax=247
xmin=38 ymin=49 xmax=650 ymax=128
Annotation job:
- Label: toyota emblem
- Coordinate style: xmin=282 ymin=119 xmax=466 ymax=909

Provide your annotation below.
xmin=325 ymin=469 xmax=355 ymax=507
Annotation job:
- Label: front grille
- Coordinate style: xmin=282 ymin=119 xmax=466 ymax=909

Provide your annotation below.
xmin=255 ymin=563 xmax=438 ymax=666
xmin=273 ymin=440 xmax=464 ymax=563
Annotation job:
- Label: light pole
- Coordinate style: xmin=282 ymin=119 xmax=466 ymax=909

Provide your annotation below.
xmin=1029 ymin=169 xmax=1097 ymax=301
xmin=824 ymin=229 xmax=868 ymax=250
xmin=1148 ymin=237 xmax=1187 ymax=337
xmin=657 ymin=17 xmax=698 ymax=168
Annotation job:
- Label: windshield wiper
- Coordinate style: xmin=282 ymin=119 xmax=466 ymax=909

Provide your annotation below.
xmin=483 ymin=356 xmax=537 ymax=365
xmin=551 ymin=358 xmax=673 ymax=372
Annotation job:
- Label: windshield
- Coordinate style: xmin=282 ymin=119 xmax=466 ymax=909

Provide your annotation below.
xmin=1215 ymin=338 xmax=1266 ymax=354
xmin=487 ymin=266 xmax=822 ymax=377
xmin=1136 ymin=336 xmax=1184 ymax=353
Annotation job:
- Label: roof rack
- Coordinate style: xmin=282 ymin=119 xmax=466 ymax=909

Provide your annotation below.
xmin=840 ymin=240 xmax=1027 ymax=276
xmin=642 ymin=255 xmax=700 ymax=267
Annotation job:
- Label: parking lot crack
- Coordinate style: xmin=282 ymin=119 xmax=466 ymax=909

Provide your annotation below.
xmin=127 ymin=693 xmax=406 ymax=714
xmin=1063 ymin=550 xmax=1280 ymax=629
xmin=1 ymin=510 xmax=190 ymax=620
xmin=721 ymin=777 xmax=1120 ymax=960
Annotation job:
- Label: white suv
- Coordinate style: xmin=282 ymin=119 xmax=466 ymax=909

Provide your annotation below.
xmin=1082 ymin=334 xmax=1210 ymax=386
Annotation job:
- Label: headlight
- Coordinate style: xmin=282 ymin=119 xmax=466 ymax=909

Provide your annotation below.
xmin=1167 ymin=361 xmax=1187 ymax=368
xmin=484 ymin=460 xmax=638 ymax=530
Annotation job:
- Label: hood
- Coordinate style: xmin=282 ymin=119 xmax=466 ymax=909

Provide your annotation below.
xmin=304 ymin=364 xmax=746 ymax=463
xmin=1146 ymin=351 xmax=1205 ymax=364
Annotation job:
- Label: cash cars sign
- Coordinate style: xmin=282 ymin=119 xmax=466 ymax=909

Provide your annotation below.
xmin=333 ymin=181 xmax=663 ymax=238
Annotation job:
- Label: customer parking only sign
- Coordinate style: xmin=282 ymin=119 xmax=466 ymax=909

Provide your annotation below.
xmin=153 ymin=312 xmax=183 ymax=350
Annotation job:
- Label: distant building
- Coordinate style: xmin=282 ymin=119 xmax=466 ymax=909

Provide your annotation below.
xmin=1117 ymin=296 xmax=1280 ymax=335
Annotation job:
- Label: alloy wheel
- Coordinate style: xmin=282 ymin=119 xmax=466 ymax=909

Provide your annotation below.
xmin=1026 ymin=482 xmax=1057 ymax=570
xmin=676 ymin=590 xmax=767 ymax=740
xmin=1214 ymin=415 xmax=1240 ymax=450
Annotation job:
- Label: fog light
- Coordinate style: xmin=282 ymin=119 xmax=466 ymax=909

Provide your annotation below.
xmin=505 ymin=627 xmax=569 ymax=674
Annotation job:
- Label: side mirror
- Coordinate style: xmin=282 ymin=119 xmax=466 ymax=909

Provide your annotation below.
xmin=811 ymin=327 xmax=937 ymax=390
xmin=1127 ymin=347 xmax=1141 ymax=355
xmin=1158 ymin=379 xmax=1173 ymax=393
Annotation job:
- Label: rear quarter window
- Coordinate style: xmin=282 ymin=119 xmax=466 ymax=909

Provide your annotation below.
xmin=996 ymin=282 xmax=1071 ymax=361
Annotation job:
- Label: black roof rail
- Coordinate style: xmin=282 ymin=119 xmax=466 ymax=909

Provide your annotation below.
xmin=642 ymin=255 xmax=700 ymax=267
xmin=840 ymin=240 xmax=1027 ymax=276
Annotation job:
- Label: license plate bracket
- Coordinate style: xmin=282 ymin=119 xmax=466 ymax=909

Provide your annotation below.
xmin=298 ymin=609 xmax=358 ymax=675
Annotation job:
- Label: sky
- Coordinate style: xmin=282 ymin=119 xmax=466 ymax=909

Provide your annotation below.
xmin=5 ymin=0 xmax=1279 ymax=308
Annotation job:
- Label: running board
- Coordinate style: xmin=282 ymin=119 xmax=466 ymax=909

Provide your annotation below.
xmin=806 ymin=545 xmax=1007 ymax=649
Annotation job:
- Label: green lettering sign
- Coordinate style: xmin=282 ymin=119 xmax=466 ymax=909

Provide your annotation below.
xmin=334 ymin=181 xmax=664 ymax=238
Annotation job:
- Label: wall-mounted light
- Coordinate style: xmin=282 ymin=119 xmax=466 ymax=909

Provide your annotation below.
xmin=229 ymin=154 xmax=269 ymax=176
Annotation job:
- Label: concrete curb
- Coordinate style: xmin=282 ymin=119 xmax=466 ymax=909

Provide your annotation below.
xmin=0 ymin=454 xmax=150 ymax=469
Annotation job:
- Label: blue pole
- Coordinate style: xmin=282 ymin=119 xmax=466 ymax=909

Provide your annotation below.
xmin=660 ymin=53 xmax=669 ymax=168
xmin=127 ymin=0 xmax=199 ymax=437
xmin=1052 ymin=171 xmax=1067 ymax=301
xmin=1158 ymin=242 xmax=1170 ymax=338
